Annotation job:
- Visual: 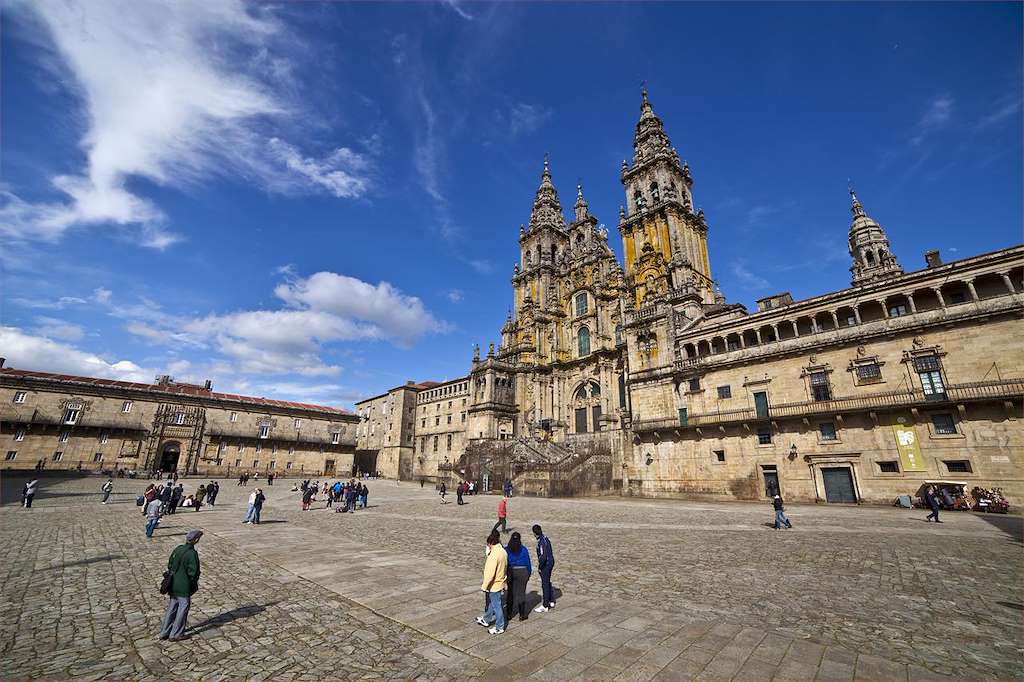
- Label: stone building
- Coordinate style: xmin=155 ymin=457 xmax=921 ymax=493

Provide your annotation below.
xmin=358 ymin=88 xmax=1024 ymax=504
xmin=0 ymin=367 xmax=358 ymax=477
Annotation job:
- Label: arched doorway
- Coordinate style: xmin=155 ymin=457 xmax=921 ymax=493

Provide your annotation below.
xmin=159 ymin=441 xmax=181 ymax=472
xmin=572 ymin=381 xmax=602 ymax=433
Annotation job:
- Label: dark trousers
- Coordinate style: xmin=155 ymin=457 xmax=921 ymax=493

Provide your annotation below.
xmin=457 ymin=492 xmax=464 ymax=505
xmin=506 ymin=566 xmax=529 ymax=620
xmin=539 ymin=566 xmax=554 ymax=607
xmin=491 ymin=517 xmax=507 ymax=534
xmin=926 ymin=505 xmax=940 ymax=521
xmin=23 ymin=493 xmax=35 ymax=508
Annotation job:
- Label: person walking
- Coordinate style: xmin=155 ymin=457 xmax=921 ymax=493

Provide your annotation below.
xmin=145 ymin=496 xmax=162 ymax=538
xmin=456 ymin=481 xmax=465 ymax=505
xmin=206 ymin=482 xmax=219 ymax=507
xmin=253 ymin=488 xmax=266 ymax=524
xmin=193 ymin=484 xmax=206 ymax=512
xmin=504 ymin=531 xmax=532 ymax=622
xmin=101 ymin=478 xmax=114 ymax=504
xmin=142 ymin=483 xmax=157 ymax=515
xmin=925 ymin=485 xmax=943 ymax=523
xmin=491 ymin=497 xmax=508 ymax=534
xmin=302 ymin=485 xmax=314 ymax=511
xmin=267 ymin=472 xmax=274 ymax=486
xmin=772 ymin=494 xmax=793 ymax=529
xmin=168 ymin=484 xmax=182 ymax=514
xmin=159 ymin=483 xmax=173 ymax=513
xmin=475 ymin=531 xmax=507 ymax=635
xmin=360 ymin=483 xmax=369 ymax=510
xmin=533 ymin=524 xmax=556 ymax=612
xmin=159 ymin=530 xmax=202 ymax=641
xmin=22 ymin=479 xmax=39 ymax=508
xmin=439 ymin=482 xmax=448 ymax=504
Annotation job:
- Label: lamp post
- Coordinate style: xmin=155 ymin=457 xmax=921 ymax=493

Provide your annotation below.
xmin=788 ymin=444 xmax=798 ymax=461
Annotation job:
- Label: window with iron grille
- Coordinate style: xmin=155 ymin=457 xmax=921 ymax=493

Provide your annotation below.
xmin=14 ymin=428 xmax=25 ymax=442
xmin=855 ymin=363 xmax=882 ymax=382
xmin=688 ymin=378 xmax=700 ymax=392
xmin=258 ymin=425 xmax=270 ymax=439
xmin=5 ymin=451 xmax=16 ymax=461
xmin=53 ymin=451 xmax=63 ymax=462
xmin=931 ymin=413 xmax=957 ymax=435
xmin=13 ymin=391 xmax=27 ymax=404
xmin=717 ymin=385 xmax=731 ymax=399
xmin=93 ymin=453 xmax=103 ymax=463
xmin=122 ymin=400 xmax=133 ymax=413
xmin=810 ymin=372 xmax=831 ymax=401
xmin=913 ymin=355 xmax=941 ymax=372
xmin=756 ymin=427 xmax=772 ymax=445
xmin=819 ymin=422 xmax=838 ymax=441
xmin=575 ymin=293 xmax=588 ymax=316
xmin=63 ymin=408 xmax=81 ymax=424
xmin=944 ymin=460 xmax=972 ymax=473
xmin=878 ymin=461 xmax=899 ymax=473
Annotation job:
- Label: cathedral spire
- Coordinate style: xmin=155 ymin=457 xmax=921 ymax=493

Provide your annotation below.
xmin=847 ymin=187 xmax=903 ymax=286
xmin=528 ymin=154 xmax=566 ymax=231
xmin=632 ymin=85 xmax=675 ymax=168
xmin=574 ymin=183 xmax=590 ymax=222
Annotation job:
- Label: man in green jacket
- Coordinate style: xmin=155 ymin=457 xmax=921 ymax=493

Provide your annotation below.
xmin=159 ymin=529 xmax=203 ymax=641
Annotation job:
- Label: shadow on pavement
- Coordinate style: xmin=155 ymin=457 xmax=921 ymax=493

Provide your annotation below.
xmin=976 ymin=513 xmax=1022 ymax=543
xmin=187 ymin=601 xmax=281 ymax=635
xmin=253 ymin=519 xmax=288 ymax=524
xmin=44 ymin=555 xmax=124 ymax=570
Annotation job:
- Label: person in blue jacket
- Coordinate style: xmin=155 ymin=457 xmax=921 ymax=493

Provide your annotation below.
xmin=532 ymin=524 xmax=555 ymax=612
xmin=504 ymin=532 xmax=532 ymax=622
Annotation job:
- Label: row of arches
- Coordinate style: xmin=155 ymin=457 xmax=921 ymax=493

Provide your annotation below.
xmin=678 ymin=270 xmax=1020 ymax=360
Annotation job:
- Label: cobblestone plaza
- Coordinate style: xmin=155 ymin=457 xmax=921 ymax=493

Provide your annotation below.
xmin=0 ymin=475 xmax=1020 ymax=681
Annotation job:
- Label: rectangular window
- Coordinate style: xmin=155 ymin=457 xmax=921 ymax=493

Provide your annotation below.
xmin=99 ymin=431 xmax=108 ymax=445
xmin=258 ymin=425 xmax=270 ymax=439
xmin=432 ymin=435 xmax=438 ymax=452
xmin=13 ymin=391 xmax=27 ymax=404
xmin=447 ymin=434 xmax=452 ymax=450
xmin=253 ymin=460 xmax=260 ymax=468
xmin=688 ymin=378 xmax=700 ymax=392
xmin=931 ymin=413 xmax=957 ymax=435
xmin=448 ymin=401 xmax=452 ymax=409
xmin=678 ymin=407 xmax=688 ymax=427
xmin=575 ymin=293 xmax=588 ymax=316
xmin=230 ymin=412 xmax=238 ymax=422
xmin=271 ymin=444 xmax=277 ymax=454
xmin=93 ymin=452 xmax=103 ymax=463
xmin=293 ymin=418 xmax=301 ymax=429
xmin=714 ymin=449 xmax=725 ymax=463
xmin=239 ymin=443 xmax=246 ymax=453
xmin=5 ymin=451 xmax=16 ymax=461
xmin=14 ymin=428 xmax=25 ymax=442
xmin=331 ymin=432 xmax=340 ymax=444
xmin=461 ymin=412 xmax=466 ymax=422
xmin=58 ymin=430 xmax=70 ymax=443
xmin=914 ymin=357 xmax=946 ymax=400
xmin=121 ymin=400 xmax=133 ymax=413
xmin=717 ymin=385 xmax=731 ymax=399
xmin=888 ymin=304 xmax=907 ymax=317
xmin=949 ymin=291 xmax=966 ymax=304
xmin=234 ymin=459 xmax=242 ymax=467
xmin=421 ymin=419 xmax=425 ymax=427
xmin=810 ymin=372 xmax=831 ymax=402
xmin=819 ymin=422 xmax=838 ymax=441
xmin=727 ymin=338 xmax=740 ymax=351
xmin=288 ymin=447 xmax=294 ymax=455
xmin=447 ymin=415 xmax=452 ymax=424
xmin=286 ymin=461 xmax=293 ymax=469
xmin=756 ymin=427 xmax=772 ymax=445
xmin=217 ymin=442 xmax=226 ymax=454
xmin=855 ymin=362 xmax=882 ymax=383
xmin=53 ymin=451 xmax=63 ymax=462
xmin=269 ymin=460 xmax=276 ymax=469
xmin=435 ymin=417 xmax=440 ymax=426
xmin=878 ymin=461 xmax=900 ymax=473
xmin=63 ymin=408 xmax=81 ymax=424
xmin=174 ymin=412 xmax=185 ymax=425
xmin=944 ymin=460 xmax=972 ymax=473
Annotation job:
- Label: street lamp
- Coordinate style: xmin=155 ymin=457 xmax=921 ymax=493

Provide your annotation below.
xmin=788 ymin=444 xmax=798 ymax=461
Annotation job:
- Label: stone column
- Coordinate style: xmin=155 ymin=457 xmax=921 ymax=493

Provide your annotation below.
xmin=906 ymin=293 xmax=917 ymax=313
xmin=853 ymin=307 xmax=862 ymax=324
xmin=755 ymin=329 xmax=763 ymax=345
xmin=792 ymin=321 xmax=801 ymax=337
xmin=772 ymin=323 xmax=780 ymax=341
xmin=879 ymin=300 xmax=890 ymax=318
xmin=830 ymin=311 xmax=839 ymax=329
xmin=1001 ymin=273 xmax=1015 ymax=294
xmin=966 ymin=280 xmax=979 ymax=301
xmin=934 ymin=288 xmax=946 ymax=307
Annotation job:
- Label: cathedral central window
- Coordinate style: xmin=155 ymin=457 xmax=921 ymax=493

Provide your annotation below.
xmin=575 ymin=293 xmax=588 ymax=316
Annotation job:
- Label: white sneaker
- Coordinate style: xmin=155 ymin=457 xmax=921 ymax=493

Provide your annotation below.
xmin=549 ymin=601 xmax=556 ymax=608
xmin=488 ymin=627 xmax=504 ymax=635
xmin=534 ymin=605 xmax=548 ymax=613
xmin=475 ymin=616 xmax=489 ymax=627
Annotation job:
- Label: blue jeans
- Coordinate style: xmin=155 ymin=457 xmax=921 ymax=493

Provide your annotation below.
xmin=145 ymin=517 xmax=159 ymax=537
xmin=539 ymin=566 xmax=554 ymax=607
xmin=243 ymin=504 xmax=256 ymax=523
xmin=254 ymin=506 xmax=262 ymax=523
xmin=774 ymin=510 xmax=791 ymax=529
xmin=482 ymin=590 xmax=506 ymax=631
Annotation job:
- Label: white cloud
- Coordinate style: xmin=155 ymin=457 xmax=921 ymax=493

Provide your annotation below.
xmin=730 ymin=261 xmax=771 ymax=291
xmin=440 ymin=0 xmax=474 ymax=21
xmin=975 ymin=94 xmax=1021 ymax=131
xmin=32 ymin=316 xmax=85 ymax=342
xmin=4 ymin=0 xmax=373 ymax=249
xmin=0 ymin=326 xmax=156 ymax=382
xmin=507 ymin=102 xmax=552 ymax=136
xmin=92 ymin=287 xmax=112 ymax=304
xmin=910 ymin=95 xmax=954 ymax=146
xmin=445 ymin=289 xmax=464 ymax=303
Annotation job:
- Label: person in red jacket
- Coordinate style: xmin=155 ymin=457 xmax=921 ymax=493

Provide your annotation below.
xmin=491 ymin=496 xmax=508 ymax=534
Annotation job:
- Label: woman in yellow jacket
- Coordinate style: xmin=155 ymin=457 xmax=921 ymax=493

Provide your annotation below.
xmin=475 ymin=530 xmax=508 ymax=634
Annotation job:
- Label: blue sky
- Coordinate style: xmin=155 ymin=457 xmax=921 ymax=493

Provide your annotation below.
xmin=1 ymin=1 xmax=1021 ymax=408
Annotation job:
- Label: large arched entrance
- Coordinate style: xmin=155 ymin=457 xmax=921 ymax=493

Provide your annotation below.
xmin=159 ymin=441 xmax=181 ymax=472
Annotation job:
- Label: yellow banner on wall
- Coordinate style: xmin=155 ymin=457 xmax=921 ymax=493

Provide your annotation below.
xmin=892 ymin=423 xmax=927 ymax=471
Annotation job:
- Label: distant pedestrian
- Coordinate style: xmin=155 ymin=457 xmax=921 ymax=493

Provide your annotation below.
xmin=439 ymin=482 xmax=448 ymax=504
xmin=159 ymin=483 xmax=173 ymax=512
xmin=142 ymin=483 xmax=157 ymax=515
xmin=360 ymin=483 xmax=368 ymax=509
xmin=925 ymin=486 xmax=942 ymax=523
xmin=456 ymin=481 xmax=465 ymax=505
xmin=532 ymin=524 xmax=556 ymax=612
xmin=22 ymin=479 xmax=38 ymax=508
xmin=302 ymin=486 xmax=314 ymax=511
xmin=253 ymin=488 xmax=265 ymax=523
xmin=491 ymin=497 xmax=508 ymax=534
xmin=168 ymin=484 xmax=182 ymax=514
xmin=238 ymin=473 xmax=245 ymax=486
xmin=193 ymin=484 xmax=206 ymax=511
xmin=772 ymin=494 xmax=793 ymax=529
xmin=206 ymin=482 xmax=219 ymax=506
xmin=145 ymin=497 xmax=162 ymax=538
xmin=504 ymin=532 xmax=532 ymax=622
xmin=159 ymin=529 xmax=202 ymax=641
xmin=101 ymin=479 xmax=113 ymax=504
xmin=475 ymin=531 xmax=507 ymax=635
xmin=345 ymin=482 xmax=357 ymax=512
xmin=243 ymin=489 xmax=258 ymax=524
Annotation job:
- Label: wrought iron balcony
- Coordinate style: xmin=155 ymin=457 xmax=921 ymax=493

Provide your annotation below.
xmin=0 ymin=407 xmax=150 ymax=432
xmin=632 ymin=378 xmax=1024 ymax=433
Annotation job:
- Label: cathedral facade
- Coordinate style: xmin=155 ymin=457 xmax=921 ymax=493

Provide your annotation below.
xmin=357 ymin=90 xmax=1024 ymax=504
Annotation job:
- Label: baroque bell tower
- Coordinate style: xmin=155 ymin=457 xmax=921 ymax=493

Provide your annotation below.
xmin=619 ymin=88 xmax=714 ymax=308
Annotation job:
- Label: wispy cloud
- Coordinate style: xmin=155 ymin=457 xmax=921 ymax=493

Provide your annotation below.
xmin=32 ymin=316 xmax=85 ymax=342
xmin=730 ymin=260 xmax=771 ymax=291
xmin=440 ymin=0 xmax=474 ymax=21
xmin=3 ymin=1 xmax=374 ymax=250
xmin=975 ymin=92 xmax=1021 ymax=131
xmin=445 ymin=289 xmax=464 ymax=303
xmin=910 ymin=94 xmax=953 ymax=146
xmin=500 ymin=102 xmax=553 ymax=136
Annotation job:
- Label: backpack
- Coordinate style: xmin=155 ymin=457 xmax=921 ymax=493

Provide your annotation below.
xmin=159 ymin=570 xmax=173 ymax=595
xmin=136 ymin=495 xmax=145 ymax=506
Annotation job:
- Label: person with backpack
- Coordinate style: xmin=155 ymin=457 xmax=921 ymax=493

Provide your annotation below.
xmin=159 ymin=530 xmax=202 ymax=641
xmin=772 ymin=494 xmax=793 ymax=529
xmin=532 ymin=524 xmax=556 ymax=612
xmin=101 ymin=479 xmax=113 ymax=504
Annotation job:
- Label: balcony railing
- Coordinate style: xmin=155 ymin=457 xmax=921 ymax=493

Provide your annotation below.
xmin=0 ymin=407 xmax=150 ymax=432
xmin=206 ymin=425 xmax=352 ymax=447
xmin=632 ymin=378 xmax=1024 ymax=433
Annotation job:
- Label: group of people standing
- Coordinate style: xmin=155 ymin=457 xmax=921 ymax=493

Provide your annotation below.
xmin=477 ymin=524 xmax=556 ymax=635
xmin=297 ymin=479 xmax=369 ymax=512
xmin=137 ymin=480 xmax=221 ymax=537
